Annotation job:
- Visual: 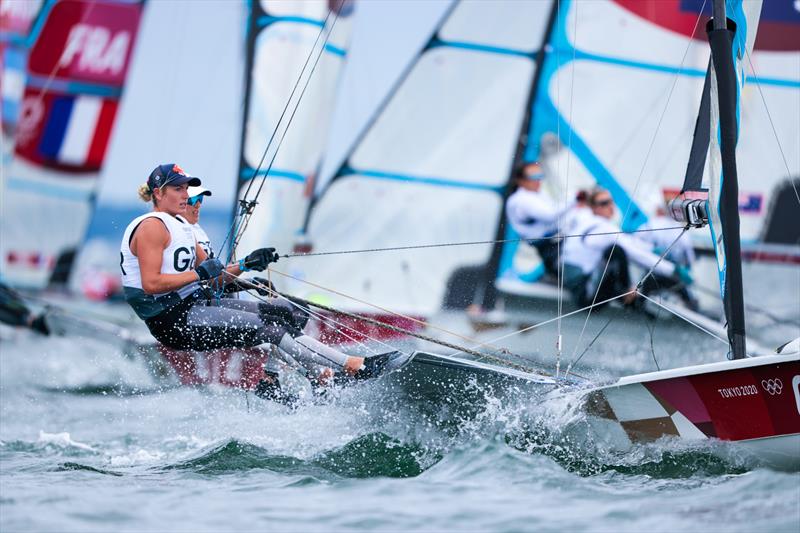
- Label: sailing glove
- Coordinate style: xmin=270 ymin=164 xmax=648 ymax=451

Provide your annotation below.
xmin=196 ymin=258 xmax=224 ymax=281
xmin=675 ymin=265 xmax=693 ymax=286
xmin=241 ymin=248 xmax=279 ymax=272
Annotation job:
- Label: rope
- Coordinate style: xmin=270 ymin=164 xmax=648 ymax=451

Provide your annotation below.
xmin=220 ymin=273 xmax=390 ymax=357
xmin=281 ymin=225 xmax=688 ymax=259
xmin=447 ymin=290 xmax=634 ymax=358
xmin=220 ymin=2 xmax=343 ymax=260
xmin=567 ymin=2 xmax=708 ymax=366
xmin=224 ymin=272 xmax=549 ymax=375
xmin=263 ymin=268 xmax=549 ymax=370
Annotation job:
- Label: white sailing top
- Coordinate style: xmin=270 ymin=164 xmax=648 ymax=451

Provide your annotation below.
xmin=640 ymin=214 xmax=695 ymax=267
xmin=120 ymin=212 xmax=200 ymax=318
xmin=177 ymin=215 xmax=213 ymax=258
xmin=506 ymin=188 xmax=574 ymax=240
xmin=563 ymin=212 xmax=677 ymax=277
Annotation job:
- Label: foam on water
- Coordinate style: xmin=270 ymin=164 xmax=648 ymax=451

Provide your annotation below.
xmin=1 ymin=332 xmax=799 ymax=532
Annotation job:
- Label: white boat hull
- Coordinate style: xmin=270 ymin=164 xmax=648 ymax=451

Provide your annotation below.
xmin=582 ymin=352 xmax=800 ymax=470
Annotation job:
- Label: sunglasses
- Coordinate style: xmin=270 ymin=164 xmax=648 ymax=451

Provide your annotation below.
xmin=188 ymin=195 xmax=204 ymax=206
xmin=593 ymin=199 xmax=613 ymax=207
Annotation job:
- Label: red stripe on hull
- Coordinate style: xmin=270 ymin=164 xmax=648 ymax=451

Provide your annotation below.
xmin=311 ymin=313 xmax=424 ymax=346
xmin=643 ymin=361 xmax=800 ymax=442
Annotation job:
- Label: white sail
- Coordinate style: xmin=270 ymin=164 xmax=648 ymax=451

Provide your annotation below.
xmin=0 ymin=0 xmax=144 ymax=289
xmin=499 ymin=0 xmax=798 ymax=287
xmin=279 ymin=0 xmax=552 ymax=315
xmin=232 ymin=0 xmax=354 ymax=262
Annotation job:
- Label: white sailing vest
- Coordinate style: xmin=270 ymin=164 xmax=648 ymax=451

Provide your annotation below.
xmin=177 ymin=215 xmax=213 ymax=257
xmin=120 ymin=212 xmax=200 ymax=319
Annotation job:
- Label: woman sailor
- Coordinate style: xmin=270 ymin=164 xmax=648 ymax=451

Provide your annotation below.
xmin=505 ymin=162 xmax=575 ymax=277
xmin=120 ymin=163 xmax=400 ymax=383
xmin=562 ymin=187 xmax=692 ymax=308
xmin=178 ymin=184 xmax=310 ymax=337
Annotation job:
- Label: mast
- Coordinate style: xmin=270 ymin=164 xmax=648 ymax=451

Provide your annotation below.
xmin=476 ymin=0 xmax=561 ymax=310
xmin=708 ymin=0 xmax=747 ymax=359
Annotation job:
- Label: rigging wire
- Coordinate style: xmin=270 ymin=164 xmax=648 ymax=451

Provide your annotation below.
xmin=446 ymin=290 xmax=634 ymax=358
xmin=281 ymin=225 xmax=689 ymax=258
xmin=742 ymin=48 xmax=800 ymax=207
xmin=263 ymin=266 xmax=521 ymax=358
xmin=557 ymin=0 xmax=581 ymax=378
xmin=219 ymin=3 xmax=343 ymax=259
xmin=224 ymin=273 xmax=547 ymax=374
xmin=566 ymin=1 xmax=709 ymax=366
xmin=563 ymin=227 xmax=689 ymax=378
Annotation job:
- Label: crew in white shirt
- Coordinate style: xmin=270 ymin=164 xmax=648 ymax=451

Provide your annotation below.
xmin=505 ymin=162 xmax=574 ymax=275
xmin=562 ymin=188 xmax=692 ymax=308
xmin=181 ymin=185 xmax=214 ymax=256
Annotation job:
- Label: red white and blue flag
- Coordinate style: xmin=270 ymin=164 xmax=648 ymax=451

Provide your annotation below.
xmin=16 ymin=90 xmax=119 ymax=170
xmin=13 ymin=0 xmax=141 ymax=172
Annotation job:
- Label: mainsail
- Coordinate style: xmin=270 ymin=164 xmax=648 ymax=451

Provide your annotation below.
xmin=280 ymin=0 xmax=553 ymax=316
xmin=232 ymin=0 xmax=354 ymax=262
xmin=497 ymin=0 xmax=799 ymax=288
xmin=0 ymin=0 xmax=143 ymax=288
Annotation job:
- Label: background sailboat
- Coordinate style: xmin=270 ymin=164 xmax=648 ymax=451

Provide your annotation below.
xmin=575 ymin=0 xmax=799 ymax=471
xmin=494 ymin=0 xmax=799 ymax=320
xmin=278 ymin=0 xmax=551 ymax=319
xmin=0 ymin=0 xmax=144 ymax=290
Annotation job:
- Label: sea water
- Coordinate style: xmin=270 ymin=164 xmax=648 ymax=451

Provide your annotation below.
xmin=1 ymin=327 xmax=798 ymax=532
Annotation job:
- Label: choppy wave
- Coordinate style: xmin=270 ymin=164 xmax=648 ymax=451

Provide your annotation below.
xmin=163 ymin=433 xmax=437 ymax=479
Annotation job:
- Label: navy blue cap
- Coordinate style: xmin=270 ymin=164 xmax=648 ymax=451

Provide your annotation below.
xmin=147 ymin=163 xmax=201 ymax=191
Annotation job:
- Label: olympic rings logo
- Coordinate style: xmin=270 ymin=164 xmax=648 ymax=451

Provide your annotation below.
xmin=761 ymin=378 xmax=783 ymax=396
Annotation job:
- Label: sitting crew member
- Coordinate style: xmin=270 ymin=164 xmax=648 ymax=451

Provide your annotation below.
xmin=179 ymin=184 xmax=309 ymax=333
xmin=120 ymin=163 xmax=399 ymax=383
xmin=562 ymin=188 xmax=691 ymax=308
xmin=0 ymin=281 xmax=49 ymax=335
xmin=505 ymin=162 xmax=574 ymax=276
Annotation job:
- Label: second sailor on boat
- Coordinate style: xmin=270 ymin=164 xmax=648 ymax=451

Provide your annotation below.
xmin=120 ymin=164 xmax=406 ymax=393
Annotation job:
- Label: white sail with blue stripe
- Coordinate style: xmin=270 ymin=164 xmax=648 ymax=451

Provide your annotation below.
xmin=498 ymin=0 xmax=799 ymax=290
xmin=281 ymin=0 xmax=552 ymax=315
xmin=233 ymin=0 xmax=353 ymax=261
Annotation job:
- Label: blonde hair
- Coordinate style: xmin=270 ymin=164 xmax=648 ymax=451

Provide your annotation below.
xmin=138 ymin=182 xmax=154 ymax=203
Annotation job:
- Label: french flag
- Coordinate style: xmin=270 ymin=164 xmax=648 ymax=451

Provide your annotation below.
xmin=38 ymin=94 xmax=117 ymax=168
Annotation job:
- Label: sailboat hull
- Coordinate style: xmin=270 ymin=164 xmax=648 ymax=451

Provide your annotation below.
xmin=383 ymin=351 xmax=559 ymax=422
xmin=583 ymin=353 xmax=800 ymax=470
